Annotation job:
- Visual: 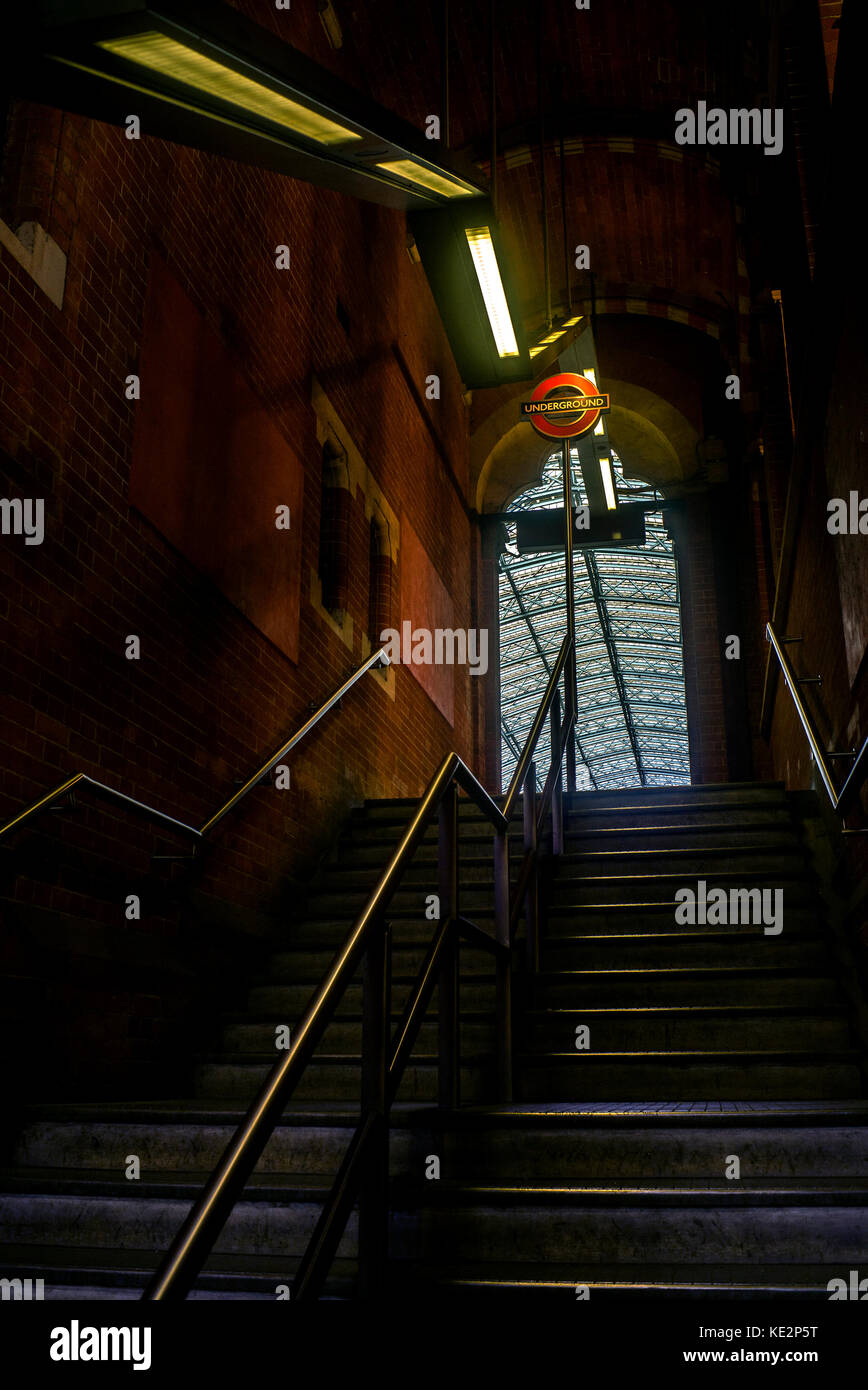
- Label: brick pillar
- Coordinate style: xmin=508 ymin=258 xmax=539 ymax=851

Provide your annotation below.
xmin=368 ymin=517 xmax=393 ymax=645
xmin=478 ymin=517 xmax=507 ymax=792
xmin=664 ymin=494 xmax=729 ymax=784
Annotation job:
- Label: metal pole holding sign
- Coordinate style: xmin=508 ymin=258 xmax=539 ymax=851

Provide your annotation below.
xmin=561 ymin=438 xmax=578 ymax=792
xmin=520 ymin=371 xmax=614 ymax=796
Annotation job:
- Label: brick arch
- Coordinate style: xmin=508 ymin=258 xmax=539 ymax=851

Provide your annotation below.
xmin=492 ymin=136 xmax=741 ymax=342
xmin=473 ymin=316 xmax=714 ymax=510
xmin=605 ymin=386 xmax=699 ymax=489
xmin=474 ymin=422 xmax=552 ymax=514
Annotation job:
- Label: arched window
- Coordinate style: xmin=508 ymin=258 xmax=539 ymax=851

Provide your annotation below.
xmin=368 ymin=510 xmax=392 ymax=647
xmin=499 ymin=449 xmax=689 ymax=791
xmin=318 ymin=437 xmax=351 ymax=617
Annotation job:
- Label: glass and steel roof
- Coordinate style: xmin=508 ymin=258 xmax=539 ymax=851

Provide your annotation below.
xmin=499 ymin=449 xmax=690 ymax=791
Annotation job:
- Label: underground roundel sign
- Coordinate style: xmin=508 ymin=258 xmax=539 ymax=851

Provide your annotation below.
xmin=520 ymin=372 xmax=611 ymax=439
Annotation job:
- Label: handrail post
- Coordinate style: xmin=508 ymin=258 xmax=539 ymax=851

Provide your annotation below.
xmin=358 ymin=920 xmax=390 ymax=1298
xmin=493 ymin=826 xmax=512 ymax=1101
xmin=766 ymin=622 xmax=838 ymax=807
xmin=551 ymin=690 xmax=564 ymax=857
xmin=565 ymin=730 xmax=576 ymax=795
xmin=438 ymin=782 xmax=460 ymax=1110
xmin=523 ymin=762 xmax=539 ymax=974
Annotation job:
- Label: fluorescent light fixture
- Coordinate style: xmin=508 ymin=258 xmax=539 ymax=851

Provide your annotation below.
xmin=464 ymin=226 xmax=520 ymax=358
xmin=599 ymin=455 xmax=618 ymax=511
xmin=409 ymin=197 xmax=528 ymax=385
xmin=582 ymin=367 xmax=606 ymax=433
xmin=41 ymin=7 xmax=487 ymax=211
xmin=97 ymin=31 xmax=361 ymax=144
xmin=375 ymin=159 xmax=478 ymax=199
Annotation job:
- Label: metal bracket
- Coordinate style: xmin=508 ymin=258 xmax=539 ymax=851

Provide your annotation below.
xmin=48 ymin=792 xmax=76 ymax=813
xmin=796 ymin=676 xmax=822 ymax=685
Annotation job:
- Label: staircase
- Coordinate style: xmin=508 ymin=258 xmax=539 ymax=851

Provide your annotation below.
xmin=1 ymin=780 xmax=867 ymax=1299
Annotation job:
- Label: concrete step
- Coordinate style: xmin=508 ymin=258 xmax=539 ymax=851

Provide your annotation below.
xmin=312 ymin=858 xmax=506 ymax=890
xmin=0 ymin=1245 xmax=357 ymax=1300
xmin=563 ymin=783 xmax=788 ymax=810
xmin=394 ymin=1176 xmax=868 ymax=1207
xmin=193 ymin=1057 xmax=493 ymax=1104
xmin=561 ymin=823 xmax=801 ymax=851
xmin=531 ymin=966 xmax=843 ymax=1007
xmin=388 ymin=1194 xmax=868 ymax=1264
xmin=338 ymin=823 xmax=806 ymax=862
xmin=11 ymin=1114 xmax=432 ymax=1176
xmin=522 ymin=1007 xmax=852 ymax=1053
xmin=515 ymin=1052 xmax=863 ymax=1100
xmin=246 ymin=977 xmax=495 ymax=1018
xmin=341 ymin=825 xmax=526 ymax=857
xmin=546 ymin=870 xmax=815 ymax=908
xmin=436 ymin=1119 xmax=868 ymax=1181
xmin=564 ymin=802 xmax=796 ymax=830
xmin=553 ymin=846 xmax=807 ymax=876
xmin=303 ymin=884 xmax=496 ymax=918
xmin=0 ymin=1184 xmax=358 ymax=1258
xmin=543 ymin=904 xmax=824 ymax=936
xmin=220 ymin=1016 xmax=496 ymax=1055
xmin=352 ymin=800 xmax=795 ymax=836
xmin=539 ymin=933 xmax=831 ymax=972
xmin=386 ymin=1259 xmax=855 ymax=1298
xmin=264 ymin=942 xmax=494 ymax=979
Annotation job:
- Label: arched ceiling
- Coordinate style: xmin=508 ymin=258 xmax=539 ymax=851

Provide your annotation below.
xmin=473 ymin=313 xmax=718 ymax=510
xmin=230 ymin=0 xmax=777 ymax=359
xmin=226 ymin=0 xmax=795 ymax=506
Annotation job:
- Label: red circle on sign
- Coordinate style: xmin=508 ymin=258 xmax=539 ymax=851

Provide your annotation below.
xmin=528 ymin=372 xmax=603 ymax=439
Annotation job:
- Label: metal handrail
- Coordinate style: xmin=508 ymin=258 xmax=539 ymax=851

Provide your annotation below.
xmin=0 ymin=647 xmax=390 ymax=844
xmin=502 ymin=631 xmax=572 ymax=819
xmin=144 ymin=639 xmax=575 ymax=1301
xmin=766 ymin=621 xmax=868 ymax=816
xmin=144 ymin=751 xmax=473 ymax=1301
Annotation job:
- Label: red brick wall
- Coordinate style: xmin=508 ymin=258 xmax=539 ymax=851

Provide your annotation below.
xmin=0 ymin=93 xmax=476 ymax=1102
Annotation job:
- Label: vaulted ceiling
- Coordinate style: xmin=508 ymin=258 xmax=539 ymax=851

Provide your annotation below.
xmin=224 ymin=0 xmax=820 ymax=506
xmin=230 ymin=0 xmax=784 ymax=336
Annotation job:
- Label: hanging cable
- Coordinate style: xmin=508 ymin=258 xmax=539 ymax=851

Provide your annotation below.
xmin=442 ymin=0 xmax=450 ymax=151
xmin=537 ymin=17 xmax=551 ymax=330
xmin=489 ymin=0 xmax=497 ymax=211
xmin=559 ymin=67 xmax=571 ymax=313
